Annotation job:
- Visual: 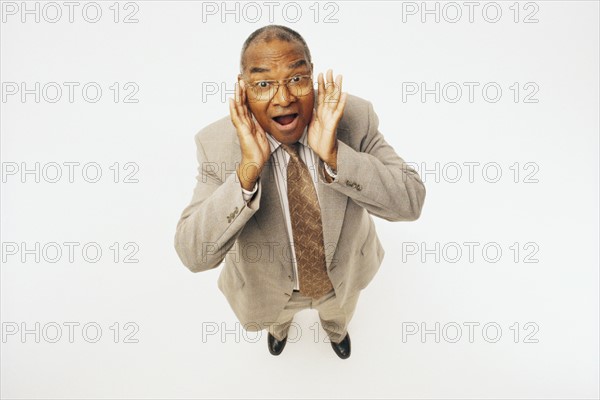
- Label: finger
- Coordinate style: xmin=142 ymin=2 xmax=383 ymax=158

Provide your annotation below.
xmin=248 ymin=109 xmax=263 ymax=136
xmin=236 ymin=80 xmax=244 ymax=104
xmin=317 ymin=72 xmax=325 ymax=106
xmin=238 ymin=80 xmax=250 ymax=119
xmin=229 ymin=97 xmax=242 ymax=129
xmin=240 ymin=80 xmax=247 ymax=107
xmin=332 ymin=74 xmax=343 ymax=102
xmin=307 ymin=107 xmax=317 ymax=133
xmin=326 ymin=69 xmax=334 ymax=97
xmin=231 ymin=99 xmax=250 ymax=136
xmin=251 ymin=113 xmax=265 ymax=136
xmin=234 ymin=82 xmax=250 ymax=123
xmin=334 ymin=92 xmax=348 ymax=116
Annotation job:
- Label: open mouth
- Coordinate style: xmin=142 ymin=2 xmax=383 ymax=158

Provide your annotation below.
xmin=272 ymin=113 xmax=299 ymax=127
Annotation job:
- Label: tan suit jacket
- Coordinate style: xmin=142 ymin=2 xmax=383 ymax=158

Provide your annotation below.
xmin=174 ymin=94 xmax=426 ymax=331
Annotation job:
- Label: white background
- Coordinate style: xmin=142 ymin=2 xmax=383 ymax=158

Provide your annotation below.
xmin=1 ymin=1 xmax=598 ymax=398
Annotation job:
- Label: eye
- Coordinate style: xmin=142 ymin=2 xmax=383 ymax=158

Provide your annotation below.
xmin=256 ymin=81 xmax=273 ymax=89
xmin=289 ymin=76 xmax=303 ymax=84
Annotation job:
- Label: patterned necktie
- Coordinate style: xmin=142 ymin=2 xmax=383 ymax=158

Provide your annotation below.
xmin=280 ymin=142 xmax=334 ymax=300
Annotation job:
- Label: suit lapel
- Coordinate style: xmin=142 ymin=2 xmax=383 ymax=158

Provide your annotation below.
xmin=232 ymin=132 xmax=286 ymax=240
xmin=311 ymin=92 xmax=348 ymax=269
xmin=317 ymin=175 xmax=348 ymax=270
xmin=316 ymin=126 xmax=349 ymax=270
xmin=248 ymin=162 xmax=289 ymax=248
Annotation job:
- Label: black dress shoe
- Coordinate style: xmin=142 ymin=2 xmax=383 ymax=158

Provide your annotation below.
xmin=330 ymin=332 xmax=351 ymax=359
xmin=268 ymin=332 xmax=288 ymax=356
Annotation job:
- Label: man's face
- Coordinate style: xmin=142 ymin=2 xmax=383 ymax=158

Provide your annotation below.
xmin=239 ymin=39 xmax=314 ymax=144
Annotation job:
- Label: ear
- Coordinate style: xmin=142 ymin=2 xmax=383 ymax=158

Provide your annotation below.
xmin=237 ymin=74 xmax=243 ymax=83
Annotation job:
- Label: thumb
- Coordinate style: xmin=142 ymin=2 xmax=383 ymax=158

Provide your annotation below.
xmin=251 ymin=114 xmax=265 ymax=134
xmin=310 ymin=108 xmax=317 ymax=125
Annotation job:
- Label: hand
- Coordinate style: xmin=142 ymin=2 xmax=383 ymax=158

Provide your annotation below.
xmin=307 ymin=69 xmax=348 ymax=171
xmin=229 ymin=80 xmax=271 ymax=190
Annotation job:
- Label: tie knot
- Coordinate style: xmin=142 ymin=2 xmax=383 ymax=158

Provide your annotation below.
xmin=280 ymin=142 xmax=300 ymax=159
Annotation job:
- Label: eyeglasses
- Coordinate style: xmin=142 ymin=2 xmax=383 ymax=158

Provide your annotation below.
xmin=243 ymin=74 xmax=313 ymax=102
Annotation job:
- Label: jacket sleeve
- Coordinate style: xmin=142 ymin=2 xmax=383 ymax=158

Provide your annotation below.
xmin=321 ymin=101 xmax=426 ymax=221
xmin=174 ymin=132 xmax=262 ymax=272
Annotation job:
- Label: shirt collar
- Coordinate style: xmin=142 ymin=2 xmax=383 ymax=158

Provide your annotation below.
xmin=266 ymin=125 xmax=309 ymax=155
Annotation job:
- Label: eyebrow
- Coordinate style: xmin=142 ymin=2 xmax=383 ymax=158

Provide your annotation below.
xmin=249 ymin=59 xmax=308 ymax=75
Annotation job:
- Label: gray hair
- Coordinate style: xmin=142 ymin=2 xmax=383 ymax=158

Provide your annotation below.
xmin=239 ymin=25 xmax=312 ymax=73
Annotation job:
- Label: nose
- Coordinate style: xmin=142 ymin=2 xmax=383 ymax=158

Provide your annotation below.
xmin=271 ymin=82 xmax=296 ymax=107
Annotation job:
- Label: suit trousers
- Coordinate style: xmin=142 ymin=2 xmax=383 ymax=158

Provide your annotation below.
xmin=267 ymin=288 xmax=361 ymax=344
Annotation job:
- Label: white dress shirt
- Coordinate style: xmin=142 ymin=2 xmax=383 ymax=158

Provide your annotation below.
xmin=240 ymin=127 xmax=337 ymax=291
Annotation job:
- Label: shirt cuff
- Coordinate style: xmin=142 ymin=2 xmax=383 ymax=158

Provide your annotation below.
xmin=323 ymin=161 xmax=338 ymax=180
xmin=241 ymin=179 xmax=259 ymax=203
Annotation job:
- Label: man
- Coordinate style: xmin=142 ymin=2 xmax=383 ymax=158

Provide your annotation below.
xmin=174 ymin=25 xmax=426 ymax=359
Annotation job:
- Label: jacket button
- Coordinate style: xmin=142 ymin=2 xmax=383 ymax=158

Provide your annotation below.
xmin=356 ymin=184 xmax=362 ymax=191
xmin=346 ymin=180 xmax=352 ymax=186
